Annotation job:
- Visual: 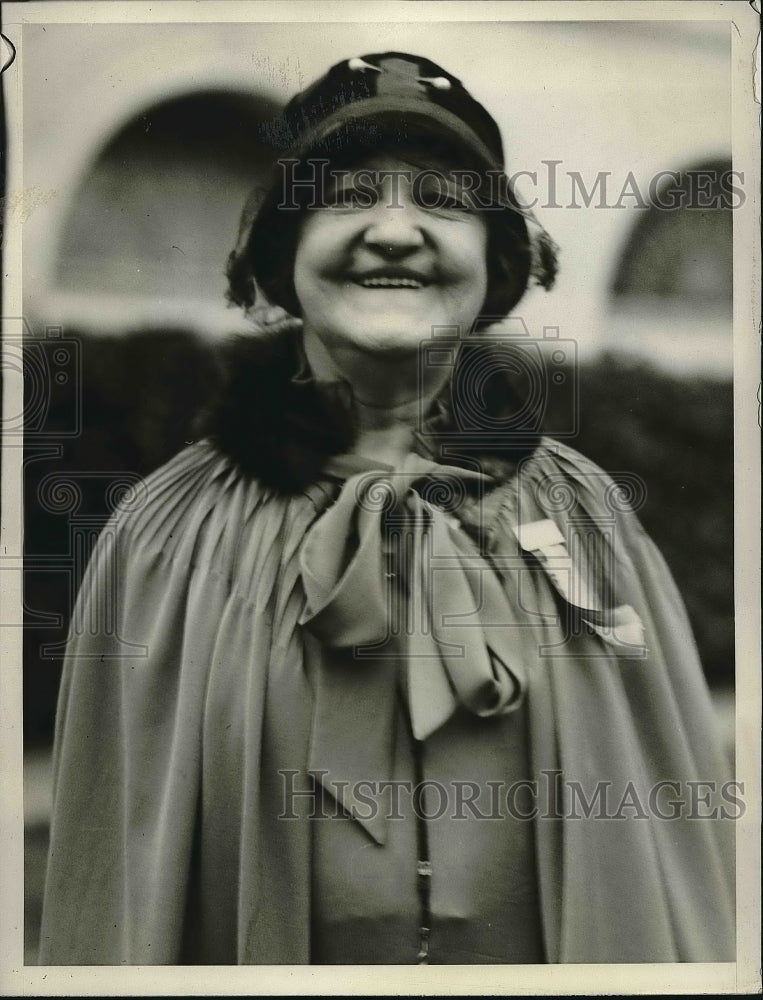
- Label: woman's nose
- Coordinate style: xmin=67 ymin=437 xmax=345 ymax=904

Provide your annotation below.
xmin=362 ymin=202 xmax=426 ymax=256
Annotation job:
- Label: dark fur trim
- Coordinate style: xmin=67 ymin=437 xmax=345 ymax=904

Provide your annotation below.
xmin=199 ymin=324 xmax=358 ymax=493
xmin=198 ymin=323 xmax=541 ymax=493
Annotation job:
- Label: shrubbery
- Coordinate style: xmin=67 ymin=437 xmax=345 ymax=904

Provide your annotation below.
xmin=544 ymin=353 xmax=733 ymax=684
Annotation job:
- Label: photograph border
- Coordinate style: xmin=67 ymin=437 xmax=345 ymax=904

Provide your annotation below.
xmin=1 ymin=1 xmax=760 ymax=995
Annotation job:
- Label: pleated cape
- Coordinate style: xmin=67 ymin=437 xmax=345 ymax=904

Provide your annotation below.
xmin=39 ymin=437 xmax=735 ymax=964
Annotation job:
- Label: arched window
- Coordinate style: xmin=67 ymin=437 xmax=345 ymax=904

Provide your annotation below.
xmin=611 ymin=157 xmax=732 ymax=304
xmin=606 ymin=158 xmax=733 ymax=372
xmin=55 ymin=89 xmax=282 ymax=309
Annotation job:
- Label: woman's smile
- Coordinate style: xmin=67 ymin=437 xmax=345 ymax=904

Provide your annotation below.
xmin=346 ymin=265 xmax=432 ymax=291
xmin=352 ymin=271 xmax=429 ymax=289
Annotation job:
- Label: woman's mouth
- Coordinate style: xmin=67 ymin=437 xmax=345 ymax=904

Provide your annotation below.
xmin=357 ymin=276 xmax=426 ymax=289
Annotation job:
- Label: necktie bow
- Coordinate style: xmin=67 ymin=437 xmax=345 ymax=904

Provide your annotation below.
xmin=299 ymin=453 xmax=527 ymax=842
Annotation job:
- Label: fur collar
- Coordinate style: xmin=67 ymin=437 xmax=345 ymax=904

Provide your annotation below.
xmin=199 ymin=321 xmax=541 ymax=493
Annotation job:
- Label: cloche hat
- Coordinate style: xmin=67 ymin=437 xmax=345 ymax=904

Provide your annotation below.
xmin=227 ymin=52 xmax=558 ymax=316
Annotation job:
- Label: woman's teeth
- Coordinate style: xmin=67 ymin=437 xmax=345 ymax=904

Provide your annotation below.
xmin=358 ymin=277 xmax=425 ymax=288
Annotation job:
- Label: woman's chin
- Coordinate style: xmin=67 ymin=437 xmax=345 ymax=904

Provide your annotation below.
xmin=332 ymin=327 xmax=432 ymax=360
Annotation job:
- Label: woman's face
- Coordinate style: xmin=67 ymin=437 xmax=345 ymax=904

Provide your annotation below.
xmin=293 ymin=155 xmax=489 ymax=359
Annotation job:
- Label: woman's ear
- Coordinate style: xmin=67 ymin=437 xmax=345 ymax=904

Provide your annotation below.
xmin=225 ymin=245 xmax=257 ymax=311
xmin=246 ymin=304 xmax=302 ymax=334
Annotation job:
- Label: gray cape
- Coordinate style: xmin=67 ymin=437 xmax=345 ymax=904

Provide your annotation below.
xmin=39 ymin=438 xmax=735 ymax=964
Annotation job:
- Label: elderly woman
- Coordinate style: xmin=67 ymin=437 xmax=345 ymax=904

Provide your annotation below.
xmin=40 ymin=53 xmax=734 ymax=965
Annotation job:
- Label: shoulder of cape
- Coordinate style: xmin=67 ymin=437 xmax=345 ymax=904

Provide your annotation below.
xmin=108 ymin=440 xmax=307 ymax=564
xmin=517 ymin=436 xmax=647 ymax=529
xmin=107 ymin=436 xmax=646 ymax=575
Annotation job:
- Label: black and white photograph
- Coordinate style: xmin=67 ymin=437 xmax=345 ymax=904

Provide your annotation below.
xmin=1 ymin=1 xmax=760 ymax=994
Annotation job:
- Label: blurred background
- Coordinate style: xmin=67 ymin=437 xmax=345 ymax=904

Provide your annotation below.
xmin=15 ymin=19 xmax=734 ymax=963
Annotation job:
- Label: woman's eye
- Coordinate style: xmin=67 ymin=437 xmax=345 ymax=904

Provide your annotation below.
xmin=413 ymin=186 xmax=473 ymax=212
xmin=326 ymin=187 xmax=378 ymax=209
xmin=437 ymin=195 xmax=472 ymax=211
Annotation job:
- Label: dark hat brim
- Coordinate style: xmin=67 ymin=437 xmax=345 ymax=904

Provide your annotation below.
xmin=280 ymin=94 xmax=503 ymax=173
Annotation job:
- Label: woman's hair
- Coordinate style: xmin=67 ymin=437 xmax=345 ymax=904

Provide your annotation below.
xmin=226 ymin=119 xmax=557 ymax=327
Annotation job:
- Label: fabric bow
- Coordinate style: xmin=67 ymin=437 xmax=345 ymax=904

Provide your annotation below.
xmin=299 ymin=452 xmax=526 ymax=842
